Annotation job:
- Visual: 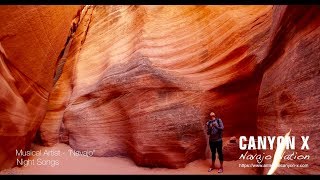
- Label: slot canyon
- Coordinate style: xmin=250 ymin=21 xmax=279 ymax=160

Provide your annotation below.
xmin=0 ymin=5 xmax=319 ymax=175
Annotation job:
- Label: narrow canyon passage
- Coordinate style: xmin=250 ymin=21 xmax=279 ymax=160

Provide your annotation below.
xmin=0 ymin=5 xmax=319 ymax=175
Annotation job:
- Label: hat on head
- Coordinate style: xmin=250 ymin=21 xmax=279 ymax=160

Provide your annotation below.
xmin=210 ymin=112 xmax=215 ymax=116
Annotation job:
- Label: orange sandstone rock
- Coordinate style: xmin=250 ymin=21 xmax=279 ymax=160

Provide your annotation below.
xmin=0 ymin=5 xmax=81 ymax=170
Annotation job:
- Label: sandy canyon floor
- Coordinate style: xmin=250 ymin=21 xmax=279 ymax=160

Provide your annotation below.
xmin=0 ymin=143 xmax=257 ymax=175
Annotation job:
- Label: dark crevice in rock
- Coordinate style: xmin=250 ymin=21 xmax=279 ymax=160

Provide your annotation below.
xmin=53 ymin=6 xmax=86 ymax=85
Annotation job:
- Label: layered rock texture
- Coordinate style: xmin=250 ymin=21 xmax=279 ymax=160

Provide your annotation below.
xmin=40 ymin=5 xmax=273 ymax=168
xmin=0 ymin=5 xmax=81 ymax=170
xmin=0 ymin=5 xmax=319 ymax=174
xmin=257 ymin=6 xmax=320 ymax=174
xmin=223 ymin=136 xmax=242 ymax=161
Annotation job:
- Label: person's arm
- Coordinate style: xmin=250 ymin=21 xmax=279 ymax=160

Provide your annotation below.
xmin=206 ymin=121 xmax=212 ymax=135
xmin=206 ymin=121 xmax=210 ymax=135
xmin=216 ymin=119 xmax=224 ymax=130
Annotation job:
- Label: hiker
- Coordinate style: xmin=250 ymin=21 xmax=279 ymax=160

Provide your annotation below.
xmin=206 ymin=112 xmax=224 ymax=173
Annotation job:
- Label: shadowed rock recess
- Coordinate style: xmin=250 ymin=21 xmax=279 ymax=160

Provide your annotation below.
xmin=0 ymin=5 xmax=319 ymax=174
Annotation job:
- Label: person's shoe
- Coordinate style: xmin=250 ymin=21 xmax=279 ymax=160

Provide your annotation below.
xmin=218 ymin=168 xmax=223 ymax=173
xmin=208 ymin=168 xmax=214 ymax=172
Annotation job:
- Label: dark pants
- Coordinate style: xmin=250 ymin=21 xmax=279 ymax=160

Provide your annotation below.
xmin=209 ymin=140 xmax=223 ymax=162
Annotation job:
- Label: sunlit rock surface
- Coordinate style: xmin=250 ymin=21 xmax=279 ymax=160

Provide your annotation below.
xmin=0 ymin=5 xmax=319 ymax=173
xmin=41 ymin=5 xmax=274 ymax=168
xmin=0 ymin=5 xmax=81 ymax=170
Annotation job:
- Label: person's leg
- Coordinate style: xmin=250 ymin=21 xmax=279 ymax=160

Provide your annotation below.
xmin=217 ymin=140 xmax=224 ymax=172
xmin=208 ymin=140 xmax=217 ymax=171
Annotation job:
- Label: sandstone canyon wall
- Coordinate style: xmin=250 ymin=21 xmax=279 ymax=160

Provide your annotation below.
xmin=0 ymin=5 xmax=319 ymax=174
xmin=41 ymin=5 xmax=274 ymax=168
xmin=257 ymin=5 xmax=320 ymax=174
xmin=0 ymin=5 xmax=81 ymax=170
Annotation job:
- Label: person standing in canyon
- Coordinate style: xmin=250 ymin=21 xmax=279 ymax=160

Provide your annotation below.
xmin=206 ymin=112 xmax=224 ymax=173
